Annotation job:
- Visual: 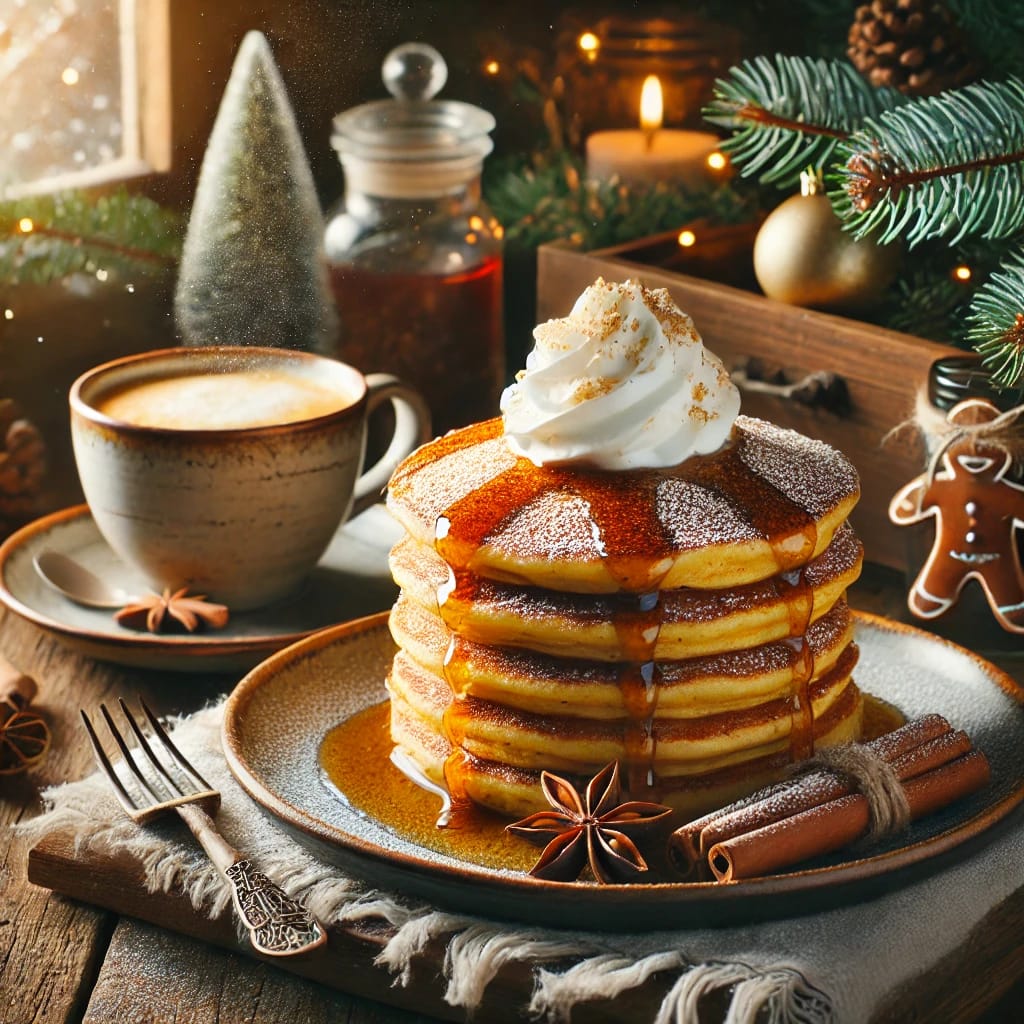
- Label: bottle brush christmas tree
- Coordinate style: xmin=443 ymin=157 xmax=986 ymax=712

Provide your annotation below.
xmin=704 ymin=0 xmax=1024 ymax=388
xmin=174 ymin=31 xmax=338 ymax=354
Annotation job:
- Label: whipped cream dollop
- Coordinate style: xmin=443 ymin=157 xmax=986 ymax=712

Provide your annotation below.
xmin=500 ymin=278 xmax=740 ymax=469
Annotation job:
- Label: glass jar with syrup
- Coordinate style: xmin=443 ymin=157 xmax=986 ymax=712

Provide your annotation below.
xmin=891 ymin=355 xmax=1024 ymax=655
xmin=325 ymin=43 xmax=504 ymax=437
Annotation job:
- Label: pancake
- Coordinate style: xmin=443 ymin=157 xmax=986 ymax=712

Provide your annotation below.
xmin=389 ymin=671 xmax=864 ymax=818
xmin=387 ymin=415 xmax=860 ymax=594
xmin=389 ymin=642 xmax=859 ymax=771
xmin=389 ymin=523 xmax=863 ymax=660
xmin=389 ymin=595 xmax=856 ymax=719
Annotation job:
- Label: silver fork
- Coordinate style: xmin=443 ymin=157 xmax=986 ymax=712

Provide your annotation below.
xmin=81 ymin=698 xmax=326 ymax=958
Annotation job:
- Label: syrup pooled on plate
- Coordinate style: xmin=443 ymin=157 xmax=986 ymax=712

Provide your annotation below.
xmin=318 ymin=702 xmax=536 ymax=871
xmin=317 ymin=694 xmax=904 ymax=870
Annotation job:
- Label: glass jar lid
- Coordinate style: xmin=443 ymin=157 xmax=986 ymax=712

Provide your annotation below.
xmin=331 ymin=43 xmax=495 ymax=197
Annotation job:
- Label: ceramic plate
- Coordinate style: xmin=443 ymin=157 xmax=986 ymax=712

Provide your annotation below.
xmin=222 ymin=611 xmax=1024 ymax=931
xmin=0 ymin=504 xmax=400 ymax=673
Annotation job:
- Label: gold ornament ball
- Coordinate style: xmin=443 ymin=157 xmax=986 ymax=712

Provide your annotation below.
xmin=753 ymin=189 xmax=902 ymax=312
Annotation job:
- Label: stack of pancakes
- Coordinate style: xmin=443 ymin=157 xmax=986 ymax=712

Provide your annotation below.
xmin=386 ymin=415 xmax=864 ymax=819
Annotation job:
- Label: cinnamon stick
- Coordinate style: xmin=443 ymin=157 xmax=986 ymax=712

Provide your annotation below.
xmin=0 ymin=653 xmax=37 ymax=708
xmin=708 ymin=749 xmax=990 ymax=881
xmin=670 ymin=714 xmax=956 ymax=876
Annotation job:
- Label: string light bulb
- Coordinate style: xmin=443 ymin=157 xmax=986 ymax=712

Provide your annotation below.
xmin=706 ymin=151 xmax=728 ymax=171
xmin=18 ymin=218 xmax=34 ymax=233
xmin=952 ymin=264 xmax=972 ymax=282
xmin=484 ymin=59 xmax=500 ymax=76
xmin=578 ymin=31 xmax=599 ymax=54
xmin=61 ymin=67 xmax=79 ymax=86
xmin=677 ymin=229 xmax=697 ymax=248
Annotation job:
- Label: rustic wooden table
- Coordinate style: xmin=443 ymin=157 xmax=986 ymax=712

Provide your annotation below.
xmin=1 ymin=564 xmax=1022 ymax=1024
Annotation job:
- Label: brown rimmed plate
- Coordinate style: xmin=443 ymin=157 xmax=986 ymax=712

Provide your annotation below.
xmin=0 ymin=504 xmax=400 ymax=673
xmin=222 ymin=610 xmax=1024 ymax=931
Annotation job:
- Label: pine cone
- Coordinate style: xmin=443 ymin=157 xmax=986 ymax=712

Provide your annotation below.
xmin=848 ymin=0 xmax=978 ymax=96
xmin=0 ymin=398 xmax=47 ymax=535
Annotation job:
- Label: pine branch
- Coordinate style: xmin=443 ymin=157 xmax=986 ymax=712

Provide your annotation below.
xmin=875 ymin=237 xmax=1006 ymax=343
xmin=0 ymin=189 xmax=181 ymax=285
xmin=835 ymin=78 xmax=1024 ymax=246
xmin=948 ymin=0 xmax=1024 ymax=79
xmin=967 ymin=246 xmax=1024 ymax=388
xmin=484 ymin=152 xmax=760 ymax=255
xmin=703 ymin=55 xmax=905 ymax=187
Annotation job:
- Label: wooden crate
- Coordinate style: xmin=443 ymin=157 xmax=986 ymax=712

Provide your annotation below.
xmin=536 ymin=240 xmax=963 ymax=572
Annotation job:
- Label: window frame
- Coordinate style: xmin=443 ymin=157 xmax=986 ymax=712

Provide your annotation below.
xmin=3 ymin=0 xmax=171 ymax=199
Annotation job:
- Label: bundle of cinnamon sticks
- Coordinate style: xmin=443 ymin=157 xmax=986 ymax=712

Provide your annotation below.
xmin=670 ymin=714 xmax=990 ymax=882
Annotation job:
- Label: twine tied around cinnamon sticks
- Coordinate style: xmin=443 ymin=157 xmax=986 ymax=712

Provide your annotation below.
xmin=802 ymin=743 xmax=911 ymax=842
xmin=669 ymin=715 xmax=990 ymax=883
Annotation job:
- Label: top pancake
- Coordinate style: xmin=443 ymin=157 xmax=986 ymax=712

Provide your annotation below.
xmin=387 ymin=415 xmax=860 ymax=593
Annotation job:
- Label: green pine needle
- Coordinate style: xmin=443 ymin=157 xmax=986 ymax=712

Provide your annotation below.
xmin=484 ymin=152 xmax=760 ymax=255
xmin=967 ymin=246 xmax=1024 ymax=388
xmin=703 ymin=55 xmax=905 ymax=187
xmin=835 ymin=78 xmax=1024 ymax=247
xmin=948 ymin=0 xmax=1024 ymax=80
xmin=0 ymin=188 xmax=181 ymax=285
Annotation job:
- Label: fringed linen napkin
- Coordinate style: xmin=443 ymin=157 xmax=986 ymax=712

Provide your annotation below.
xmin=21 ymin=701 xmax=1024 ymax=1024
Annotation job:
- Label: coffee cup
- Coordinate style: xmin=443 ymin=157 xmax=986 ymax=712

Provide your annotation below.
xmin=70 ymin=346 xmax=431 ymax=611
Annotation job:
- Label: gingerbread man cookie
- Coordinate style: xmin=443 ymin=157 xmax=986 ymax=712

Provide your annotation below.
xmin=890 ymin=398 xmax=1024 ymax=632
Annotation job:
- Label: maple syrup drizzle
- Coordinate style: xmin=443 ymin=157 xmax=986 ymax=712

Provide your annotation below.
xmin=681 ymin=437 xmax=821 ymax=766
xmin=432 ymin=459 xmax=562 ymax=823
xmin=572 ymin=471 xmax=672 ymax=800
xmin=406 ymin=423 xmax=832 ymax=822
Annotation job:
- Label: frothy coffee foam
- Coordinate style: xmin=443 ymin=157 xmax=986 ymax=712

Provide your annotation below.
xmin=97 ymin=369 xmax=351 ymax=429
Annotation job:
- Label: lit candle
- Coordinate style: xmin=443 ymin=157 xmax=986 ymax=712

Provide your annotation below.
xmin=585 ymin=75 xmax=720 ymax=190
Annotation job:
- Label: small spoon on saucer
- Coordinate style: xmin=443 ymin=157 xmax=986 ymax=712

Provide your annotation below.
xmin=33 ymin=550 xmax=136 ymax=609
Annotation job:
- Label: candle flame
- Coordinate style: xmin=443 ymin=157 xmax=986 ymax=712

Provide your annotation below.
xmin=640 ymin=75 xmax=663 ymax=134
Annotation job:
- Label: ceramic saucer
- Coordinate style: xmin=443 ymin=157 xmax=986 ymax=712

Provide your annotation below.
xmin=0 ymin=504 xmax=401 ymax=673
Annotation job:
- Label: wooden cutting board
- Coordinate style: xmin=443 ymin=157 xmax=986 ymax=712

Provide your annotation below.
xmin=26 ymin=826 xmax=667 ymax=1023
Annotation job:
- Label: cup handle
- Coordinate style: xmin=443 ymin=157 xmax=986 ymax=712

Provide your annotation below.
xmin=350 ymin=374 xmax=433 ymax=519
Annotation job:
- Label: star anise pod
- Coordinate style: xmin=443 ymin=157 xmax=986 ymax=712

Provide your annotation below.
xmin=114 ymin=588 xmax=230 ymax=634
xmin=0 ymin=697 xmax=50 ymax=775
xmin=506 ymin=762 xmax=673 ymax=884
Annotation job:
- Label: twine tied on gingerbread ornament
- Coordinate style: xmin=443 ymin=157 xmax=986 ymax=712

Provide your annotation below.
xmin=889 ymin=364 xmax=1024 ymax=635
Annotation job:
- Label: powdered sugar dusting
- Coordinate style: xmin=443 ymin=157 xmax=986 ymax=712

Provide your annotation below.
xmin=656 ymin=474 xmax=760 ymax=548
xmin=738 ymin=417 xmax=859 ymax=517
xmin=387 ymin=416 xmax=860 ymax=576
xmin=488 ymin=492 xmax=603 ymax=562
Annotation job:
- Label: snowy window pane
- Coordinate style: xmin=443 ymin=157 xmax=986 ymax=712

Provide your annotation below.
xmin=0 ymin=0 xmax=166 ymax=197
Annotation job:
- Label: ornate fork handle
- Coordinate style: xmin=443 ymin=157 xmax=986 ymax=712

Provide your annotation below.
xmin=178 ymin=803 xmax=326 ymax=957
